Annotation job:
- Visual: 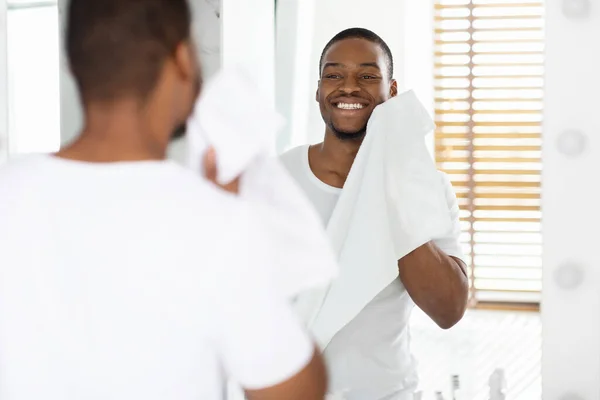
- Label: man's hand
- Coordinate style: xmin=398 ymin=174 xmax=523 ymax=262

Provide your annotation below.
xmin=203 ymin=147 xmax=241 ymax=194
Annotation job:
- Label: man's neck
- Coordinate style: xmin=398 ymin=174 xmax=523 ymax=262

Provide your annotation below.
xmin=56 ymin=101 xmax=169 ymax=163
xmin=308 ymin=131 xmax=363 ymax=188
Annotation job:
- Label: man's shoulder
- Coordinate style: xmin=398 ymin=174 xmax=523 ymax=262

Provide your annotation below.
xmin=279 ymin=144 xmax=308 ymax=161
xmin=0 ymin=155 xmax=243 ymax=217
xmin=279 ymin=144 xmax=309 ymax=175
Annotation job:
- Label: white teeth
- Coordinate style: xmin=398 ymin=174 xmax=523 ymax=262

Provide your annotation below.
xmin=336 ymin=103 xmax=364 ymax=110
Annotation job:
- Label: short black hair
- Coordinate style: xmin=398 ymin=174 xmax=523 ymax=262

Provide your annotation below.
xmin=319 ymin=28 xmax=394 ymax=81
xmin=66 ymin=0 xmax=192 ymax=102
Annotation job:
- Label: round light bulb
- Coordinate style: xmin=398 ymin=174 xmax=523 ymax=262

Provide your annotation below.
xmin=562 ymin=0 xmax=591 ymax=19
xmin=554 ymin=262 xmax=585 ymax=290
xmin=557 ymin=129 xmax=587 ymax=157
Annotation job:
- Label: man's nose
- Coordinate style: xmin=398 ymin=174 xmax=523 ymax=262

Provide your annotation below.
xmin=339 ymin=76 xmax=361 ymax=94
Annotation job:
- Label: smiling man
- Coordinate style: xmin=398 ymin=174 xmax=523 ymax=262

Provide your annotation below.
xmin=280 ymin=28 xmax=469 ymax=399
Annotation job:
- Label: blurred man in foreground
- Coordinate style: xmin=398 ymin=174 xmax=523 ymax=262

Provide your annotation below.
xmin=0 ymin=1 xmax=326 ymax=399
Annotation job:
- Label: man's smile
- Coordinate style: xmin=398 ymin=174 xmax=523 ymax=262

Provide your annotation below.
xmin=331 ymin=98 xmax=371 ymax=116
xmin=335 ymin=102 xmax=365 ymax=110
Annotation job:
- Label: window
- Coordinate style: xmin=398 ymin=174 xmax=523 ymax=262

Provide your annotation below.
xmin=7 ymin=0 xmax=60 ymax=155
xmin=433 ymin=0 xmax=544 ymax=306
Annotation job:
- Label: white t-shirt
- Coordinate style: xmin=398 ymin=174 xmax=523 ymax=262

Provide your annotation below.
xmin=280 ymin=145 xmax=464 ymax=400
xmin=0 ymin=155 xmax=313 ymax=400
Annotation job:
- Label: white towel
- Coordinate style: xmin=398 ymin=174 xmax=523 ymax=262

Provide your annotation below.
xmin=298 ymin=90 xmax=453 ymax=349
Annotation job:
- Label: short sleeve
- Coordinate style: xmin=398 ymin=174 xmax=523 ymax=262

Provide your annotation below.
xmin=432 ymin=172 xmax=465 ymax=262
xmin=211 ymin=207 xmax=314 ymax=390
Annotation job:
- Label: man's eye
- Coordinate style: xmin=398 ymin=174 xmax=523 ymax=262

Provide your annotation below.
xmin=362 ymin=75 xmax=377 ymax=80
xmin=325 ymin=74 xmax=341 ymax=79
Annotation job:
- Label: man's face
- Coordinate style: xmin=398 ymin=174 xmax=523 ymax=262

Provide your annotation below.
xmin=317 ymin=38 xmax=397 ymax=140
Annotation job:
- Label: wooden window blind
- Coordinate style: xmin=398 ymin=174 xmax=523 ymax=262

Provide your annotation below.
xmin=433 ymin=0 xmax=544 ymax=305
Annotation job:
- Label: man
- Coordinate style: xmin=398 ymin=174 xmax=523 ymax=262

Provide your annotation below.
xmin=281 ymin=28 xmax=469 ymax=399
xmin=0 ymin=1 xmax=326 ymax=399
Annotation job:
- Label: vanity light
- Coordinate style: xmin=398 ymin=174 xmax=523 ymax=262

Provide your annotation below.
xmin=554 ymin=262 xmax=585 ymax=290
xmin=562 ymin=0 xmax=591 ymax=19
xmin=556 ymin=129 xmax=587 ymax=157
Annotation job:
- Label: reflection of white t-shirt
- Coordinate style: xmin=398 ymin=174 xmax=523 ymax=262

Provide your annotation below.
xmin=281 ymin=145 xmax=464 ymax=400
xmin=0 ymin=155 xmax=313 ymax=400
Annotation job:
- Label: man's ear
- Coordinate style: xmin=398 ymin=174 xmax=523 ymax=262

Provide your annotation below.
xmin=173 ymin=40 xmax=195 ymax=82
xmin=389 ymin=79 xmax=398 ymax=98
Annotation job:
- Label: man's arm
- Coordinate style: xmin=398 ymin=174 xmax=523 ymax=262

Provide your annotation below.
xmin=398 ymin=242 xmax=468 ymax=329
xmin=397 ymin=173 xmax=469 ymax=329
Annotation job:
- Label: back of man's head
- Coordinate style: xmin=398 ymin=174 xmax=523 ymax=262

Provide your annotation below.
xmin=66 ymin=0 xmax=192 ymax=103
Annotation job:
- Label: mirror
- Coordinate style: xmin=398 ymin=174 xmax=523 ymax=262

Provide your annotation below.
xmin=274 ymin=0 xmax=596 ymax=399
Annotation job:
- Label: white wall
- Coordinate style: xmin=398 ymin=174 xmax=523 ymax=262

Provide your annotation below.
xmin=542 ymin=1 xmax=600 ymax=399
xmin=57 ymin=0 xmax=80 ymax=146
xmin=192 ymin=0 xmax=221 ymax=80
xmin=275 ymin=0 xmax=317 ymax=152
xmin=0 ymin=1 xmax=7 ymax=164
xmin=8 ymin=5 xmax=60 ymax=155
xmin=221 ymin=0 xmax=275 ymax=105
xmin=167 ymin=0 xmax=222 ymax=163
xmin=174 ymin=0 xmax=276 ymax=162
xmin=403 ymin=0 xmax=434 ymax=155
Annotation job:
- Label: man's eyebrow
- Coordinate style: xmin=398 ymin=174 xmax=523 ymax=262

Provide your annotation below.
xmin=322 ymin=62 xmax=381 ymax=70
xmin=359 ymin=62 xmax=381 ymax=69
xmin=322 ymin=62 xmax=344 ymax=70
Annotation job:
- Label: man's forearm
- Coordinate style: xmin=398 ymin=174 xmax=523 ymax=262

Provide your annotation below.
xmin=398 ymin=241 xmax=469 ymax=329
